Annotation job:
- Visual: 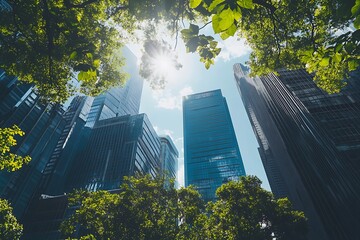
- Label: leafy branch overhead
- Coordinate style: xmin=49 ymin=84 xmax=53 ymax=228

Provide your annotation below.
xmin=0 ymin=0 xmax=359 ymax=102
xmin=184 ymin=0 xmax=359 ymax=93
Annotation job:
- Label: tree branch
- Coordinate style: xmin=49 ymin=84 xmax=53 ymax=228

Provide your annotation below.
xmin=199 ymin=21 xmax=212 ymax=30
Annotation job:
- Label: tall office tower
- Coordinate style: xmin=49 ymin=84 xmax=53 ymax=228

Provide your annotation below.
xmin=86 ymin=47 xmax=143 ymax=127
xmin=233 ymin=64 xmax=360 ymax=240
xmin=0 ymin=0 xmax=12 ymax=12
xmin=183 ymin=90 xmax=246 ymax=202
xmin=64 ymin=114 xmax=161 ymax=192
xmin=0 ymin=71 xmax=66 ymax=217
xmin=159 ymin=135 xmax=179 ymax=181
xmin=40 ymin=96 xmax=93 ymax=195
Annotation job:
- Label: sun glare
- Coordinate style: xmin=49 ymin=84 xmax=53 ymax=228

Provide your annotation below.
xmin=153 ymin=54 xmax=174 ymax=76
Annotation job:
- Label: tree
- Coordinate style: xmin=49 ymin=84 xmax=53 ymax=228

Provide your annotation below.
xmin=0 ymin=0 xmax=136 ymax=103
xmin=0 ymin=199 xmax=23 ymax=240
xmin=0 ymin=125 xmax=31 ymax=172
xmin=0 ymin=125 xmax=30 ymax=240
xmin=1 ymin=0 xmax=359 ymax=100
xmin=61 ymin=174 xmax=179 ymax=240
xmin=182 ymin=0 xmax=360 ymax=93
xmin=207 ymin=176 xmax=307 ymax=240
xmin=61 ymin=174 xmax=307 ymax=240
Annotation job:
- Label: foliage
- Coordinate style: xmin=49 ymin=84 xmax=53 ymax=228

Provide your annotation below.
xmin=0 ymin=198 xmax=23 ymax=240
xmin=1 ymin=0 xmax=359 ymax=99
xmin=0 ymin=125 xmax=31 ymax=172
xmin=0 ymin=0 xmax=137 ymax=103
xmin=61 ymin=175 xmax=307 ymax=240
xmin=61 ymin=174 xmax=179 ymax=240
xmin=208 ymin=176 xmax=307 ymax=240
xmin=182 ymin=0 xmax=359 ymax=93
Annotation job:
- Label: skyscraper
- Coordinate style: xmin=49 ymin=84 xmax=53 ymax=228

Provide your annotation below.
xmin=85 ymin=47 xmax=143 ymax=127
xmin=0 ymin=71 xmax=66 ymax=217
xmin=183 ymin=89 xmax=245 ymax=202
xmin=0 ymin=0 xmax=12 ymax=12
xmin=233 ymin=64 xmax=360 ymax=240
xmin=159 ymin=135 xmax=179 ymax=182
xmin=64 ymin=113 xmax=161 ymax=192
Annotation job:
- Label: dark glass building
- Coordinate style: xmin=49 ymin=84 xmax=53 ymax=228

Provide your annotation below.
xmin=0 ymin=0 xmax=12 ymax=12
xmin=64 ymin=113 xmax=161 ymax=192
xmin=0 ymin=70 xmax=66 ymax=217
xmin=233 ymin=64 xmax=360 ymax=240
xmin=40 ymin=96 xmax=94 ymax=195
xmin=183 ymin=89 xmax=245 ymax=202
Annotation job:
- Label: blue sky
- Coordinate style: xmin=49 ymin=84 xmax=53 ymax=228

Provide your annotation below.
xmin=128 ymin=32 xmax=270 ymax=191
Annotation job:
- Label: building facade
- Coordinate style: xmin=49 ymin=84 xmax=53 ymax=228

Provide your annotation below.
xmin=159 ymin=135 xmax=179 ymax=183
xmin=183 ymin=89 xmax=245 ymax=202
xmin=64 ymin=114 xmax=161 ymax=192
xmin=85 ymin=47 xmax=143 ymax=127
xmin=0 ymin=71 xmax=66 ymax=217
xmin=233 ymin=64 xmax=360 ymax=240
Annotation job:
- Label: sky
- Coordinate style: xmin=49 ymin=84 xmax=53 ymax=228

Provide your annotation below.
xmin=127 ymin=29 xmax=271 ymax=191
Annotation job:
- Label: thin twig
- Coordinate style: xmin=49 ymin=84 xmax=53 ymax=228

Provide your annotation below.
xmin=199 ymin=21 xmax=212 ymax=30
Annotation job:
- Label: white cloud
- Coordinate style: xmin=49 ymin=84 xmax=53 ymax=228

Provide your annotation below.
xmin=153 ymin=86 xmax=193 ymax=110
xmin=217 ymin=37 xmax=252 ymax=62
xmin=179 ymin=87 xmax=194 ymax=97
xmin=153 ymin=126 xmax=175 ymax=140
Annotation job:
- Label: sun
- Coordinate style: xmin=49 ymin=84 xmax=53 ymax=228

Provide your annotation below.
xmin=153 ymin=53 xmax=176 ymax=77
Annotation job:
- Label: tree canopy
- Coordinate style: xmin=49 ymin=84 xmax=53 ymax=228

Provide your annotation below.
xmin=1 ymin=0 xmax=358 ymax=103
xmin=0 ymin=125 xmax=31 ymax=172
xmin=182 ymin=0 xmax=359 ymax=93
xmin=0 ymin=125 xmax=29 ymax=240
xmin=61 ymin=174 xmax=307 ymax=240
xmin=0 ymin=199 xmax=23 ymax=240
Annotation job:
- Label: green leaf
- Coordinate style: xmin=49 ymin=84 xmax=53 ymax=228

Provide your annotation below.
xmin=219 ymin=8 xmax=234 ymax=31
xmin=205 ymin=60 xmax=211 ymax=69
xmin=209 ymin=41 xmax=218 ymax=48
xmin=78 ymin=71 xmax=87 ymax=81
xmin=332 ymin=53 xmax=342 ymax=63
xmin=186 ymin=37 xmax=200 ymax=52
xmin=208 ymin=0 xmax=225 ymax=12
xmin=189 ymin=24 xmax=200 ymax=35
xmin=190 ymin=0 xmax=202 ymax=8
xmin=319 ymin=57 xmax=330 ymax=67
xmin=348 ymin=59 xmax=359 ymax=71
xmin=354 ymin=16 xmax=360 ymax=29
xmin=335 ymin=44 xmax=343 ymax=52
xmin=69 ymin=51 xmax=77 ymax=60
xmin=86 ymin=53 xmax=93 ymax=59
xmin=351 ymin=0 xmax=360 ymax=16
xmin=93 ymin=59 xmax=101 ymax=68
xmin=233 ymin=8 xmax=242 ymax=21
xmin=225 ymin=23 xmax=237 ymax=37
xmin=237 ymin=0 xmax=254 ymax=9
xmin=212 ymin=14 xmax=221 ymax=33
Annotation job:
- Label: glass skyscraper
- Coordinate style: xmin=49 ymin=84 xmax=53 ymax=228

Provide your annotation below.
xmin=64 ymin=114 xmax=161 ymax=192
xmin=159 ymin=135 xmax=178 ymax=183
xmin=85 ymin=47 xmax=143 ymax=127
xmin=0 ymin=70 xmax=66 ymax=217
xmin=233 ymin=64 xmax=360 ymax=240
xmin=183 ymin=89 xmax=245 ymax=202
